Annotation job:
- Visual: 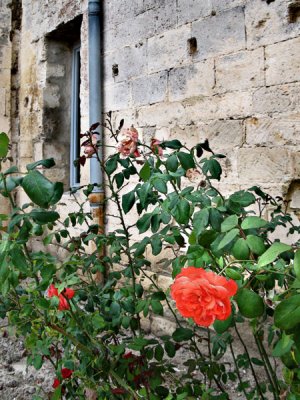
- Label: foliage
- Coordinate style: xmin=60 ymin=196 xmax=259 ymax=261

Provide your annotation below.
xmin=0 ymin=118 xmax=300 ymax=400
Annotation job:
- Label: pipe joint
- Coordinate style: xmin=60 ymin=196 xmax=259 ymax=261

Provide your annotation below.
xmin=88 ymin=0 xmax=100 ymax=16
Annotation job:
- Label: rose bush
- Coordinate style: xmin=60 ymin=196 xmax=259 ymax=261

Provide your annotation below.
xmin=0 ymin=121 xmax=300 ymax=400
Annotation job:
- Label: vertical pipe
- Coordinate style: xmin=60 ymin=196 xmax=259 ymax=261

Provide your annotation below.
xmin=88 ymin=0 xmax=105 ymax=283
xmin=88 ymin=0 xmax=103 ymax=194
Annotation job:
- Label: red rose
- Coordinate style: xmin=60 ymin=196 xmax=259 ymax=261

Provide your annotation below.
xmin=47 ymin=285 xmax=75 ymax=311
xmin=61 ymin=368 xmax=73 ymax=379
xmin=112 ymin=388 xmax=126 ymax=394
xmin=52 ymin=378 xmax=61 ymax=389
xmin=171 ymin=267 xmax=238 ymax=327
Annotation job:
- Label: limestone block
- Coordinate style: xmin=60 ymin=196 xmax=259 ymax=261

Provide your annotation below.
xmin=19 ymin=140 xmax=33 ymax=158
xmin=199 ymin=119 xmax=245 ymax=150
xmin=0 ymin=87 xmax=5 ymax=115
xmin=0 ymin=45 xmax=11 ymax=69
xmin=103 ymin=81 xmax=131 ymax=112
xmin=245 ymin=114 xmax=300 ymax=146
xmin=212 ymin=0 xmax=246 ymax=12
xmin=151 ymin=316 xmax=177 ymax=336
xmin=237 ymin=148 xmax=292 ymax=184
xmin=0 ymin=115 xmax=9 ymax=132
xmin=0 ymin=68 xmax=11 ymax=88
xmin=137 ymin=102 xmax=187 ymax=127
xmin=265 ymin=37 xmax=300 ymax=86
xmin=157 ymin=274 xmax=173 ymax=292
xmin=293 ymin=151 xmax=300 ymax=178
xmin=47 ymin=64 xmax=66 ymax=78
xmin=215 ymin=48 xmax=265 ymax=92
xmin=103 ymin=43 xmax=147 ymax=85
xmin=154 ymin=1 xmax=178 ymax=34
xmin=103 ymin=10 xmax=156 ymax=52
xmin=245 ymin=0 xmax=300 ymax=49
xmin=253 ymin=84 xmax=300 ymax=114
xmin=183 ymin=90 xmax=252 ymax=122
xmin=43 ymin=85 xmax=61 ymax=108
xmin=147 ymin=25 xmax=191 ymax=74
xmin=169 ymin=59 xmax=215 ymax=102
xmin=177 ymin=0 xmax=212 ymax=25
xmin=191 ymin=7 xmax=246 ymax=60
xmin=105 ymin=0 xmax=141 ymax=26
xmin=131 ymin=71 xmax=167 ymax=106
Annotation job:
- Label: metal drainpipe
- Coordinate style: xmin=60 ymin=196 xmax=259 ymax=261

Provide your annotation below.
xmin=88 ymin=0 xmax=105 ymax=283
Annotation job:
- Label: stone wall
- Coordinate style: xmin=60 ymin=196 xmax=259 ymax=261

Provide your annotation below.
xmin=0 ymin=0 xmax=300 ymax=334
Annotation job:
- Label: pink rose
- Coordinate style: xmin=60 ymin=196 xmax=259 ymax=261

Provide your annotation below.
xmin=150 ymin=138 xmax=163 ymax=156
xmin=117 ymin=127 xmax=140 ymax=158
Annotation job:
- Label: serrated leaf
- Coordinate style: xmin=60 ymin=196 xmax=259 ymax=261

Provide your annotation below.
xmin=235 ymin=289 xmax=265 ymax=318
xmin=258 ymin=242 xmax=291 ymax=267
xmin=221 ymin=215 xmax=238 ymax=233
xmin=274 ymin=295 xmax=300 ymax=330
xmin=241 ymin=216 xmax=267 ymax=230
xmin=246 ymin=235 xmax=266 ymax=256
xmin=172 ymin=328 xmax=193 ymax=342
xmin=166 ymin=154 xmax=178 ymax=172
xmin=122 ymin=190 xmax=135 ymax=214
xmin=140 ymin=161 xmax=151 ymax=182
xmin=177 ymin=152 xmax=195 ymax=170
xmin=218 ymin=229 xmax=239 ymax=250
xmin=229 ymin=191 xmax=255 ymax=207
xmin=0 ymin=132 xmax=9 ymax=158
xmin=153 ymin=178 xmax=167 ymax=194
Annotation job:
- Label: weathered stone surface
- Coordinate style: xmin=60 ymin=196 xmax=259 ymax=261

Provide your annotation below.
xmin=177 ymin=0 xmax=212 ymax=25
xmin=103 ymin=42 xmax=147 ymax=84
xmin=237 ymin=148 xmax=292 ymax=184
xmin=104 ymin=81 xmax=131 ymax=112
xmin=137 ymin=102 xmax=187 ymax=127
xmin=215 ymin=48 xmax=265 ymax=92
xmin=192 ymin=7 xmax=246 ymax=60
xmin=151 ymin=316 xmax=177 ymax=336
xmin=212 ymin=0 xmax=246 ymax=12
xmin=246 ymin=114 xmax=300 ymax=146
xmin=148 ymin=25 xmax=191 ymax=73
xmin=169 ymin=59 xmax=215 ymax=101
xmin=245 ymin=0 xmax=300 ymax=49
xmin=132 ymin=71 xmax=167 ymax=106
xmin=265 ymin=37 xmax=300 ymax=86
xmin=253 ymin=84 xmax=300 ymax=114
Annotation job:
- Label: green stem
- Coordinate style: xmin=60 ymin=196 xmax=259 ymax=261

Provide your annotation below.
xmin=229 ymin=341 xmax=248 ymax=399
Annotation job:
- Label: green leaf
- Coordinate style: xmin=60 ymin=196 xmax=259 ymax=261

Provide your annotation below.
xmin=272 ymin=334 xmax=293 ymax=357
xmin=154 ymin=344 xmax=164 ymax=361
xmin=122 ymin=190 xmax=135 ymax=214
xmin=246 ymin=235 xmax=266 ymax=256
xmin=202 ymin=158 xmax=222 ymax=180
xmin=218 ymin=229 xmax=239 ymax=250
xmin=136 ymin=213 xmax=152 ymax=234
xmin=30 ymin=210 xmax=60 ymax=224
xmin=166 ymin=154 xmax=178 ymax=172
xmin=151 ymin=235 xmax=162 ymax=256
xmin=26 ymin=158 xmax=55 ymax=171
xmin=140 ymin=161 xmax=151 ymax=182
xmin=221 ymin=215 xmax=238 ymax=233
xmin=229 ymin=191 xmax=255 ymax=207
xmin=115 ymin=172 xmax=124 ymax=189
xmin=0 ymin=132 xmax=9 ymax=158
xmin=173 ymin=199 xmax=190 ymax=225
xmin=258 ymin=242 xmax=292 ymax=267
xmin=153 ymin=178 xmax=167 ymax=194
xmin=49 ymin=182 xmax=64 ymax=206
xmin=10 ymin=247 xmax=28 ymax=273
xmin=213 ymin=314 xmax=233 ymax=334
xmin=21 ymin=170 xmax=63 ymax=208
xmin=177 ymin=152 xmax=195 ymax=170
xmin=225 ymin=268 xmax=242 ymax=280
xmin=294 ymin=250 xmax=300 ymax=280
xmin=161 ymin=140 xmax=182 ymax=149
xmin=193 ymin=209 xmax=209 ymax=235
xmin=209 ymin=208 xmax=223 ymax=231
xmin=241 ymin=216 xmax=267 ymax=230
xmin=151 ymin=300 xmax=163 ymax=315
xmin=232 ymin=238 xmax=250 ymax=260
xmin=274 ymin=295 xmax=300 ymax=330
xmin=172 ymin=328 xmax=194 ymax=342
xmin=105 ymin=155 xmax=118 ymax=175
xmin=164 ymin=341 xmax=176 ymax=357
xmin=235 ymin=289 xmax=265 ymax=318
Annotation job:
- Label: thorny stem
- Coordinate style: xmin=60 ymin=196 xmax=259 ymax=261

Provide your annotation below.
xmin=229 ymin=341 xmax=248 ymax=399
xmin=234 ymin=322 xmax=265 ymax=399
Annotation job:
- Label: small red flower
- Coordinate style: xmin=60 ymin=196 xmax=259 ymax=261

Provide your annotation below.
xmin=47 ymin=285 xmax=75 ymax=311
xmin=61 ymin=368 xmax=73 ymax=379
xmin=171 ymin=267 xmax=238 ymax=327
xmin=52 ymin=378 xmax=61 ymax=389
